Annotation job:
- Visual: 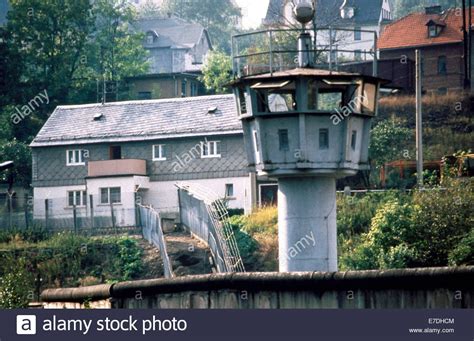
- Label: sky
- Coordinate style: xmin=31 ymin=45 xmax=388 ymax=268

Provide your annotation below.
xmin=235 ymin=0 xmax=270 ymax=29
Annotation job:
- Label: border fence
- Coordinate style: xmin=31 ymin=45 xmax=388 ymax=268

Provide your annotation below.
xmin=176 ymin=183 xmax=245 ymax=273
xmin=0 ymin=191 xmax=140 ymax=235
xmin=137 ymin=205 xmax=173 ymax=278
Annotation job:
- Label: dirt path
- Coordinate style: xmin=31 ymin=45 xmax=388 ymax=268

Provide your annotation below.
xmin=138 ymin=230 xmax=213 ymax=280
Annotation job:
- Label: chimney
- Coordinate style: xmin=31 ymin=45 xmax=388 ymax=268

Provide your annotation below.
xmin=425 ymin=6 xmax=442 ymax=15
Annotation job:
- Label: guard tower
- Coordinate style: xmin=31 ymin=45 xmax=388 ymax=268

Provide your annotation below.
xmin=231 ymin=1 xmax=384 ymax=272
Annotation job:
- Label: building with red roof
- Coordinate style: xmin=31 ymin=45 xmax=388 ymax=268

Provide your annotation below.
xmin=378 ymin=5 xmax=473 ymax=95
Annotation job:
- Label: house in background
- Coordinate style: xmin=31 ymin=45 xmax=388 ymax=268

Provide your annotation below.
xmin=30 ymin=95 xmax=270 ymax=228
xmin=127 ymin=16 xmax=212 ymax=100
xmin=263 ymin=0 xmax=393 ymax=62
xmin=378 ymin=5 xmax=474 ymax=95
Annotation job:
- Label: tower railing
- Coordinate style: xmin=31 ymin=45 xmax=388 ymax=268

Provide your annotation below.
xmin=231 ymin=27 xmax=378 ymax=78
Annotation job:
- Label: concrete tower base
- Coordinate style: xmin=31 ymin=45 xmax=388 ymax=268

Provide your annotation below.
xmin=278 ymin=177 xmax=337 ymax=272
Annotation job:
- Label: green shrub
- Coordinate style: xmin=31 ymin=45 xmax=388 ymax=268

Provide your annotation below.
xmin=0 ymin=227 xmax=50 ymax=244
xmin=0 ymin=257 xmax=34 ymax=308
xmin=242 ymin=207 xmax=278 ymax=235
xmin=337 ymin=192 xmax=401 ymax=236
xmin=411 ymin=178 xmax=473 ymax=266
xmin=340 ymin=179 xmax=473 ymax=270
xmin=116 ymin=237 xmax=143 ymax=281
xmin=448 ymin=229 xmax=474 ymax=266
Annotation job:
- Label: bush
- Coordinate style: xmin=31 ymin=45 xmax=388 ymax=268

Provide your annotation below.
xmin=0 ymin=257 xmax=34 ymax=308
xmin=340 ymin=179 xmax=474 ymax=270
xmin=242 ymin=207 xmax=278 ymax=236
xmin=410 ymin=179 xmax=473 ymax=266
xmin=0 ymin=227 xmax=50 ymax=244
xmin=448 ymin=229 xmax=474 ymax=266
xmin=227 ymin=208 xmax=278 ymax=271
xmin=116 ymin=237 xmax=143 ymax=281
xmin=337 ymin=192 xmax=401 ymax=236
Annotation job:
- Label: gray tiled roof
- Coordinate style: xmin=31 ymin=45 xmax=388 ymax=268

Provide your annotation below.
xmin=264 ymin=0 xmax=385 ymax=26
xmin=136 ymin=17 xmax=206 ymax=48
xmin=31 ymin=95 xmax=242 ymax=147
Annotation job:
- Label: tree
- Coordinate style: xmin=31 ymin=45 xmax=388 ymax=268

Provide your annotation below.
xmin=392 ymin=0 xmax=462 ymax=18
xmin=200 ymin=50 xmax=233 ymax=94
xmin=138 ymin=0 xmax=162 ymax=18
xmin=6 ymin=0 xmax=94 ymax=112
xmin=0 ymin=139 xmax=32 ymax=189
xmin=163 ymin=0 xmax=241 ymax=53
xmin=369 ymin=119 xmax=413 ymax=168
xmin=71 ymin=0 xmax=150 ymax=103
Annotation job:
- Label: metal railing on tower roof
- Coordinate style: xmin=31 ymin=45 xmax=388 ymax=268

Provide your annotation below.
xmin=231 ymin=27 xmax=379 ymax=79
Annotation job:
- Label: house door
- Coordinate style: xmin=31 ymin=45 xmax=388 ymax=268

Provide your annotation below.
xmin=109 ymin=146 xmax=122 ymax=160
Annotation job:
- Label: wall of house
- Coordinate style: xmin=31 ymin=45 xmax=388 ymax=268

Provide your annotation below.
xmin=380 ymin=43 xmax=464 ymax=94
xmin=32 ymin=134 xmax=248 ymax=187
xmin=129 ymin=76 xmax=205 ymax=100
xmin=142 ymin=176 xmax=252 ymax=213
xmin=32 ymin=134 xmax=251 ymax=222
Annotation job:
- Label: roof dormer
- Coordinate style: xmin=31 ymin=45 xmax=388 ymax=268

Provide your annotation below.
xmin=426 ymin=19 xmax=445 ymax=38
xmin=145 ymin=30 xmax=159 ymax=45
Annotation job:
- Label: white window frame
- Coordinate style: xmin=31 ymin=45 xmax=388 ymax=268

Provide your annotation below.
xmin=66 ymin=149 xmax=85 ymax=166
xmin=153 ymin=144 xmax=166 ymax=161
xmin=225 ymin=183 xmax=234 ymax=198
xmin=100 ymin=187 xmax=121 ymax=205
xmin=67 ymin=190 xmax=87 ymax=207
xmin=201 ymin=141 xmax=221 ymax=158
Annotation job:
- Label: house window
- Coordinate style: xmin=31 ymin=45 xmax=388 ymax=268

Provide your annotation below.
xmin=278 ymin=129 xmax=289 ymax=151
xmin=428 ymin=25 xmax=437 ymax=38
xmin=146 ymin=33 xmax=154 ymax=44
xmin=225 ymin=184 xmax=234 ymax=198
xmin=201 ymin=141 xmax=220 ymax=158
xmin=138 ymin=91 xmax=152 ymax=100
xmin=438 ymin=56 xmax=447 ymax=75
xmin=67 ymin=149 xmax=85 ymax=166
xmin=354 ymin=50 xmax=362 ymax=61
xmin=354 ymin=27 xmax=361 ymax=41
xmin=181 ymin=79 xmax=187 ymax=97
xmin=100 ymin=187 xmax=121 ymax=204
xmin=68 ymin=190 xmax=87 ymax=207
xmin=190 ymin=82 xmax=198 ymax=96
xmin=153 ymin=145 xmax=166 ymax=161
xmin=351 ymin=130 xmax=357 ymax=151
xmin=109 ymin=146 xmax=121 ymax=160
xmin=319 ymin=129 xmax=329 ymax=150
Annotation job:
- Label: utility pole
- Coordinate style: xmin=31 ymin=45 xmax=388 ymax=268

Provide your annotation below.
xmin=462 ymin=0 xmax=470 ymax=89
xmin=415 ymin=50 xmax=423 ymax=187
xmin=469 ymin=0 xmax=472 ymax=90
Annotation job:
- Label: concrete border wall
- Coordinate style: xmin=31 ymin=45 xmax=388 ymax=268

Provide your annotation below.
xmin=41 ymin=267 xmax=474 ymax=309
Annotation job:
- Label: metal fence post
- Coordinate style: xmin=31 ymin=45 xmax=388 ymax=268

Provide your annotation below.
xmin=44 ymin=199 xmax=49 ymax=231
xmin=73 ymin=204 xmax=78 ymax=234
xmin=110 ymin=201 xmax=116 ymax=234
xmin=8 ymin=193 xmax=13 ymax=229
xmin=89 ymin=194 xmax=94 ymax=232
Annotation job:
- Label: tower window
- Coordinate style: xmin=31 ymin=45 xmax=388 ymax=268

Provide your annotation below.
xmin=351 ymin=130 xmax=357 ymax=151
xmin=278 ymin=129 xmax=289 ymax=151
xmin=319 ymin=129 xmax=329 ymax=150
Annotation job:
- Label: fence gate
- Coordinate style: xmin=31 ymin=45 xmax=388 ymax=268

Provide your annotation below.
xmin=138 ymin=205 xmax=173 ymax=278
xmin=176 ymin=183 xmax=245 ymax=273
